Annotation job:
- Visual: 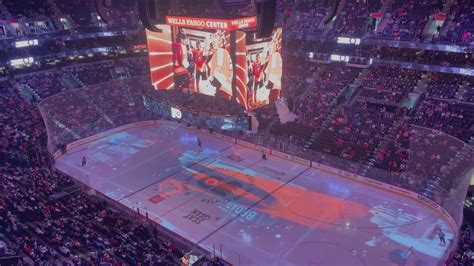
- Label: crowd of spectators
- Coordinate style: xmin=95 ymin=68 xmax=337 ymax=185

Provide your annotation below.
xmin=0 ymin=0 xmax=141 ymax=37
xmin=56 ymin=0 xmax=97 ymax=31
xmin=1 ymin=161 xmax=186 ymax=265
xmin=40 ymin=76 xmax=155 ymax=152
xmin=16 ymin=70 xmax=66 ymax=99
xmin=374 ymin=121 xmax=464 ymax=182
xmin=334 ymin=45 xmax=473 ymax=68
xmin=425 ymin=72 xmax=466 ymax=99
xmin=329 ymin=0 xmax=380 ymax=37
xmin=357 ymin=66 xmax=422 ymax=103
xmin=462 ymin=88 xmax=474 ymax=103
xmin=148 ymin=89 xmax=247 ymax=117
xmin=362 ymin=66 xmax=422 ymax=93
xmin=2 ymin=0 xmax=54 ymax=19
xmin=411 ymin=98 xmax=473 ymax=142
xmin=438 ymin=0 xmax=474 ymax=44
xmin=311 ymin=102 xmax=399 ymax=163
xmin=278 ymin=0 xmax=473 ymax=43
xmin=1 ymin=59 xmax=227 ymax=265
xmin=120 ymin=57 xmax=150 ymax=78
xmin=63 ymin=61 xmax=114 ymax=86
xmin=284 ymin=1 xmax=330 ymax=35
xmin=294 ymin=66 xmax=359 ymax=129
xmin=448 ymin=222 xmax=474 ymax=266
xmin=105 ymin=0 xmax=139 ymax=31
xmin=379 ymin=0 xmax=443 ymax=41
xmin=0 ymin=0 xmax=472 ymax=264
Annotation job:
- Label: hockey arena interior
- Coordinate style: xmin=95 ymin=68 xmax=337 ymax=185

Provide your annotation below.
xmin=0 ymin=0 xmax=473 ymax=265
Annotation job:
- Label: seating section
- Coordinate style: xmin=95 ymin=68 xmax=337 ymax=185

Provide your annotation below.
xmin=121 ymin=57 xmax=150 ymax=77
xmin=16 ymin=71 xmax=66 ymax=99
xmin=359 ymin=67 xmax=422 ymax=103
xmin=64 ymin=61 xmax=114 ymax=86
xmin=362 ymin=66 xmax=422 ymax=93
xmin=425 ymin=73 xmax=465 ymax=99
xmin=0 ymin=66 xmax=194 ymax=265
xmin=287 ymin=1 xmax=330 ymax=35
xmin=311 ymin=102 xmax=399 ymax=163
xmin=292 ymin=66 xmax=359 ymax=129
xmin=149 ymin=89 xmax=246 ymax=117
xmin=0 ymin=164 xmax=185 ymax=264
xmin=0 ymin=1 xmax=473 ymax=265
xmin=329 ymin=0 xmax=381 ymax=37
xmin=441 ymin=0 xmax=474 ymax=44
xmin=411 ymin=98 xmax=473 ymax=142
xmin=3 ymin=0 xmax=54 ymax=18
xmin=462 ymin=88 xmax=474 ymax=103
xmin=380 ymin=0 xmax=443 ymax=41
xmin=55 ymin=0 xmax=97 ymax=31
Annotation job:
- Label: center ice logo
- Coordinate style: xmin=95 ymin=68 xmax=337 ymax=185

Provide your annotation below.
xmin=198 ymin=175 xmax=242 ymax=197
xmin=179 ymin=160 xmax=261 ymax=205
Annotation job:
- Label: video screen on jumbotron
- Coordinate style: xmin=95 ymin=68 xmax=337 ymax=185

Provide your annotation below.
xmin=146 ymin=18 xmax=282 ymax=110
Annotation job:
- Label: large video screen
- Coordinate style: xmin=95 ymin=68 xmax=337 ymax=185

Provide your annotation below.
xmin=146 ymin=25 xmax=282 ymax=111
xmin=246 ymin=28 xmax=283 ymax=109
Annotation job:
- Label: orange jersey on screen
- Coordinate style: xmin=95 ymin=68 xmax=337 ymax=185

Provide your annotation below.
xmin=193 ymin=49 xmax=206 ymax=72
xmin=172 ymin=42 xmax=188 ymax=75
xmin=253 ymin=60 xmax=264 ymax=82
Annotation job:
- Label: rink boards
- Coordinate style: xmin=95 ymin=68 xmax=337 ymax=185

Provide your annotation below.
xmin=55 ymin=121 xmax=455 ymax=266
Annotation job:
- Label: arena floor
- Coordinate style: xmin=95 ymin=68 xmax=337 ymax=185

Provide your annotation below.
xmin=55 ymin=122 xmax=454 ymax=266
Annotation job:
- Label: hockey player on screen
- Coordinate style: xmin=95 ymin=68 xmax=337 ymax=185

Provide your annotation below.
xmin=172 ymin=36 xmax=190 ymax=90
xmin=252 ymin=55 xmax=264 ymax=104
xmin=192 ymin=42 xmax=207 ymax=93
xmin=250 ymin=52 xmax=272 ymax=106
xmin=208 ymin=35 xmax=233 ymax=100
xmin=265 ymin=45 xmax=283 ymax=102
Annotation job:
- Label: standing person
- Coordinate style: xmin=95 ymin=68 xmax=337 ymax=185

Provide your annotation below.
xmin=208 ymin=36 xmax=233 ymax=100
xmin=192 ymin=42 xmax=207 ymax=93
xmin=252 ymin=56 xmax=264 ymax=104
xmin=265 ymin=43 xmax=283 ymax=103
xmin=438 ymin=229 xmax=446 ymax=246
xmin=172 ymin=36 xmax=190 ymax=90
xmin=401 ymin=246 xmax=414 ymax=266
xmin=81 ymin=156 xmax=87 ymax=167
xmin=261 ymin=150 xmax=267 ymax=160
xmin=197 ymin=137 xmax=202 ymax=149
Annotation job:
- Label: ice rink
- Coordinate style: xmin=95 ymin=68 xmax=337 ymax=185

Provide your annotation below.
xmin=55 ymin=122 xmax=455 ymax=266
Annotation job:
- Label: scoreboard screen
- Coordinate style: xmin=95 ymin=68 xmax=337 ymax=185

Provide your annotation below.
xmin=146 ymin=24 xmax=282 ymax=111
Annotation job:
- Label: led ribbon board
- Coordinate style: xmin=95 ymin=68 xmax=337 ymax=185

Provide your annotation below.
xmin=165 ymin=16 xmax=257 ymax=31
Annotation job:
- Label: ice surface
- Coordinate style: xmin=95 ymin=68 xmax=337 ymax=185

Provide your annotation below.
xmin=55 ymin=124 xmax=454 ymax=265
